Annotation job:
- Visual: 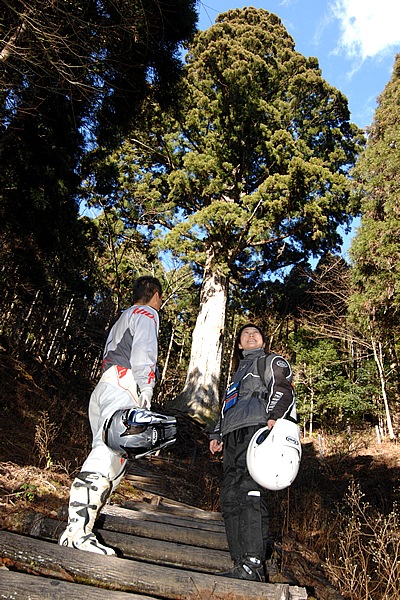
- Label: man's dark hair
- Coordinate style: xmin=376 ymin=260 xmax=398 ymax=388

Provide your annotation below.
xmin=132 ymin=276 xmax=162 ymax=304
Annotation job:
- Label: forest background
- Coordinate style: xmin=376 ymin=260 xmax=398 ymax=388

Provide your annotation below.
xmin=1 ymin=2 xmax=400 ymax=599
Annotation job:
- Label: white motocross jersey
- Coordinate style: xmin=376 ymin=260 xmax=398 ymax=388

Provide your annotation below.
xmin=101 ymin=304 xmax=159 ymax=396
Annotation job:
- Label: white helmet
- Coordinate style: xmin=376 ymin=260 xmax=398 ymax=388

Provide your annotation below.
xmin=246 ymin=418 xmax=302 ymax=490
xmin=103 ymin=408 xmax=177 ymax=459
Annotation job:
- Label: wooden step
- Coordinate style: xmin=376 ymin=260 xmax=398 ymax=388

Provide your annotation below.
xmin=0 ymin=569 xmax=158 ymax=599
xmin=22 ymin=511 xmax=233 ymax=573
xmin=122 ymin=498 xmax=224 ymax=521
xmin=0 ymin=530 xmax=307 ymax=600
xmin=109 ymin=502 xmax=225 ymax=532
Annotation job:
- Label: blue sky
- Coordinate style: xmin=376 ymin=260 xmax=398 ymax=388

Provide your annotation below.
xmin=196 ymin=1 xmax=400 ymax=256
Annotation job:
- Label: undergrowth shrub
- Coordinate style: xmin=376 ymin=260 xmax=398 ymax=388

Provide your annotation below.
xmin=34 ymin=410 xmax=60 ymax=469
xmin=266 ymin=431 xmax=400 ymax=599
xmin=325 ymin=480 xmax=400 ymax=600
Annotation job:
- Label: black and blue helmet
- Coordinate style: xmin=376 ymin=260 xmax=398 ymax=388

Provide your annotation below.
xmin=103 ymin=408 xmax=177 ymax=459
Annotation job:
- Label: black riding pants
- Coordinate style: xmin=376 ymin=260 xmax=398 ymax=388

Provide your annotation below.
xmin=220 ymin=425 xmax=269 ymax=562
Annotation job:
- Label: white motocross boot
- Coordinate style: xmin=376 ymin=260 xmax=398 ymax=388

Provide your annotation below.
xmin=59 ymin=471 xmax=116 ymax=555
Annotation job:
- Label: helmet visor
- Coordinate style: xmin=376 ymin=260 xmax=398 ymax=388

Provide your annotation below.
xmin=123 ymin=424 xmax=148 ymax=436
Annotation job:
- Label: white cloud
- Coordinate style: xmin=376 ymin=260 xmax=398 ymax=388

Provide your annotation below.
xmin=332 ymin=0 xmax=400 ymax=60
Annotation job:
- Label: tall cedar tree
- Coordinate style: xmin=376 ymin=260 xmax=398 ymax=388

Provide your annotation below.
xmin=350 ymin=54 xmax=400 ymax=331
xmin=0 ymin=0 xmax=197 ymax=298
xmin=109 ymin=8 xmax=364 ymax=423
xmin=348 ymin=54 xmax=400 ymax=437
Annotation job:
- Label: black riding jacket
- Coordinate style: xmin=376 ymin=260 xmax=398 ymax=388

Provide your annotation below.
xmin=210 ymin=348 xmax=296 ymax=440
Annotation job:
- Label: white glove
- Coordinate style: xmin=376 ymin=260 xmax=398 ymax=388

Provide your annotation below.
xmin=139 ymin=389 xmax=152 ymax=410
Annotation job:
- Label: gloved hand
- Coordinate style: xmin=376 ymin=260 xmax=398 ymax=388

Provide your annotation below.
xmin=139 ymin=389 xmax=152 ymax=410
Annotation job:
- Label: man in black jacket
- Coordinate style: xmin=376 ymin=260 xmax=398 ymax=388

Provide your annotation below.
xmin=210 ymin=323 xmax=296 ymax=582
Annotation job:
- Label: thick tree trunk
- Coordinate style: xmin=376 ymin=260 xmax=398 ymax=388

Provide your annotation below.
xmin=172 ymin=257 xmax=228 ymax=425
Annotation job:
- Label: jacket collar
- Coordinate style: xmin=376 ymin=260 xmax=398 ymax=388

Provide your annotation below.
xmin=242 ymin=348 xmax=266 ymax=360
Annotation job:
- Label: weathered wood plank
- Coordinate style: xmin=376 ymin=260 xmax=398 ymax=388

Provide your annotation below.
xmin=33 ymin=506 xmax=227 ymax=550
xmin=125 ymin=473 xmax=164 ymax=484
xmin=97 ymin=509 xmax=229 ymax=549
xmin=0 ymin=569 xmax=158 ymax=599
xmin=122 ymin=498 xmax=224 ymax=521
xmin=23 ymin=512 xmax=233 ymax=572
xmin=0 ymin=530 xmax=307 ymax=600
xmin=102 ymin=503 xmax=226 ymax=532
xmin=98 ymin=527 xmax=233 ymax=572
xmin=22 ymin=513 xmax=280 ymax=578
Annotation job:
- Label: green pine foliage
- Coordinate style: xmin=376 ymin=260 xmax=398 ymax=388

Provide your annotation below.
xmin=0 ymin=0 xmax=198 ymax=370
xmin=349 ymin=54 xmax=400 ymax=332
xmin=348 ymin=54 xmax=400 ymax=436
xmin=1 ymin=0 xmax=198 ymax=285
xmin=110 ymin=7 xmax=364 ymax=285
xmin=290 ymin=329 xmax=377 ymax=431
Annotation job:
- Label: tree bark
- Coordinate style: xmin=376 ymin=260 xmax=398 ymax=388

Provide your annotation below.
xmin=160 ymin=321 xmax=175 ymax=390
xmin=172 ymin=256 xmax=228 ymax=424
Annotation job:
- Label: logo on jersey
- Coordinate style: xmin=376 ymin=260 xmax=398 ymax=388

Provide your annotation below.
xmin=133 ymin=307 xmax=155 ymax=319
xmin=286 ymin=436 xmax=300 ymax=446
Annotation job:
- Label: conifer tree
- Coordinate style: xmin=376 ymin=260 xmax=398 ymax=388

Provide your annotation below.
xmin=111 ymin=8 xmax=364 ymax=422
xmin=0 ymin=0 xmax=197 ymax=288
xmin=349 ymin=54 xmax=400 ymax=438
xmin=350 ymin=54 xmax=400 ymax=327
xmin=0 ymin=0 xmax=197 ymax=360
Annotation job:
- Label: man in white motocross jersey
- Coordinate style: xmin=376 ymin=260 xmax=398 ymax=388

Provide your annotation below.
xmin=59 ymin=276 xmax=162 ymax=555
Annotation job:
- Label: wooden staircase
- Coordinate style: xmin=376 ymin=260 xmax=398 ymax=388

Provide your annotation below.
xmin=0 ymin=486 xmax=308 ymax=599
